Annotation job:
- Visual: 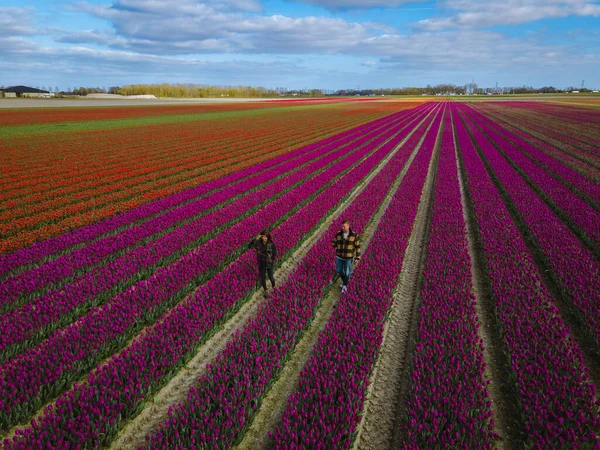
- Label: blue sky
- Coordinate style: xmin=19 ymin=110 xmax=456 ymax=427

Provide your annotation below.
xmin=1 ymin=0 xmax=599 ymax=90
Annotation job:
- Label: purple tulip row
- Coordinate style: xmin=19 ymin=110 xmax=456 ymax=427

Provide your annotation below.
xmin=458 ymin=104 xmax=600 ymax=350
xmin=0 ymin=107 xmax=430 ymax=363
xmin=520 ymin=101 xmax=600 ymax=125
xmin=472 ymin=104 xmax=600 ymax=170
xmin=489 ymin=101 xmax=600 ymax=138
xmin=473 ymin=106 xmax=600 ymax=205
xmin=142 ymin=102 xmax=444 ymax=450
xmin=269 ymin=107 xmax=443 ymax=450
xmin=2 ymin=104 xmax=437 ymax=449
xmin=0 ymin=106 xmax=419 ymax=279
xmin=0 ymin=108 xmax=418 ymax=304
xmin=484 ymin=104 xmax=600 ymax=162
xmin=0 ymin=127 xmax=358 ymax=304
xmin=0 ymin=144 xmax=352 ymax=357
xmin=398 ymin=110 xmax=497 ymax=448
xmin=510 ymin=101 xmax=600 ymax=124
xmin=506 ymin=102 xmax=600 ymax=140
xmin=464 ymin=105 xmax=600 ymax=246
xmin=454 ymin=103 xmax=600 ymax=447
xmin=0 ymin=113 xmax=417 ymax=431
xmin=0 ymin=112 xmax=418 ymax=314
xmin=470 ymin=105 xmax=600 ymax=187
xmin=0 ymin=110 xmax=416 ymax=301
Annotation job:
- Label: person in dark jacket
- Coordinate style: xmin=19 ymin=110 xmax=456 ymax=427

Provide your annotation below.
xmin=249 ymin=230 xmax=277 ymax=298
xmin=332 ymin=219 xmax=361 ymax=294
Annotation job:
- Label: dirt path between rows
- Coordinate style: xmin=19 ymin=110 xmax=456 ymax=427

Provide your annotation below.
xmin=352 ymin=109 xmax=444 ymax=450
xmin=109 ymin=108 xmax=435 ymax=450
xmin=456 ymin=105 xmax=600 ymax=448
xmin=470 ymin=106 xmax=600 ymax=177
xmin=233 ymin=107 xmax=439 ymax=450
xmin=1 ymin=111 xmax=421 ymax=443
xmin=452 ymin=111 xmax=507 ymax=450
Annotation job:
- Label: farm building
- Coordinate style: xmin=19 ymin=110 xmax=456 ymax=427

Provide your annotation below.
xmin=0 ymin=85 xmax=52 ymax=98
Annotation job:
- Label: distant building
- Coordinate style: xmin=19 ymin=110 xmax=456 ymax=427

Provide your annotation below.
xmin=0 ymin=85 xmax=51 ymax=98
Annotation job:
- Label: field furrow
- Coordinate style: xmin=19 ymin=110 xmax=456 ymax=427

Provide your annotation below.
xmin=469 ymin=104 xmax=600 ymax=183
xmin=0 ymin=112 xmax=400 ymax=278
xmin=455 ymin=102 xmax=600 ymax=447
xmin=1 ymin=101 xmax=416 ymax=253
xmin=271 ymin=105 xmax=443 ymax=449
xmin=1 ymin=103 xmax=431 ymax=444
xmin=111 ymin=102 xmax=441 ymax=450
xmin=0 ymin=109 xmax=413 ymax=309
xmin=2 ymin=98 xmax=599 ymax=449
xmin=464 ymin=105 xmax=600 ymax=254
xmin=394 ymin=108 xmax=496 ymax=449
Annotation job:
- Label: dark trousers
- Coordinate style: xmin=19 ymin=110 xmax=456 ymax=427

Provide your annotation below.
xmin=259 ymin=264 xmax=275 ymax=291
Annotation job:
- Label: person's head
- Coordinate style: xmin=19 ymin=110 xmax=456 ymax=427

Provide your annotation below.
xmin=341 ymin=220 xmax=351 ymax=234
xmin=259 ymin=230 xmax=271 ymax=244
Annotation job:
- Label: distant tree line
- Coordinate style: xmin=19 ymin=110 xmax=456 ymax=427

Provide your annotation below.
xmin=114 ymin=83 xmax=596 ymax=97
xmin=38 ymin=83 xmax=596 ymax=98
xmin=333 ymin=84 xmax=596 ymax=96
xmin=116 ymin=83 xmax=287 ymax=98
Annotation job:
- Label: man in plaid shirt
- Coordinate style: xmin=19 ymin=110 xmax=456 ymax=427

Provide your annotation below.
xmin=332 ymin=219 xmax=361 ymax=294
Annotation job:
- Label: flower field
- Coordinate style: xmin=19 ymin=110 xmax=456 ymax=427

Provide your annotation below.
xmin=1 ymin=98 xmax=599 ymax=449
xmin=0 ymin=99 xmax=409 ymax=254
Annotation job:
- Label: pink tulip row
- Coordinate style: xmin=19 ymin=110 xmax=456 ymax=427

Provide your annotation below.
xmin=0 ymin=140 xmax=363 ymax=360
xmin=0 ymin=109 xmax=413 ymax=305
xmin=269 ymin=107 xmax=443 ymax=449
xmin=0 ymin=130 xmax=349 ymax=303
xmin=473 ymin=106 xmax=600 ymax=204
xmin=143 ymin=103 xmax=443 ymax=450
xmin=489 ymin=101 xmax=600 ymax=135
xmin=0 ymin=108 xmax=426 ymax=365
xmin=0 ymin=114 xmax=411 ymax=427
xmin=472 ymin=104 xmax=600 ymax=171
xmin=482 ymin=103 xmax=600 ymax=164
xmin=1 ymin=110 xmax=414 ymax=308
xmin=0 ymin=107 xmax=412 ymax=279
xmin=398 ymin=109 xmax=497 ymax=448
xmin=518 ymin=100 xmax=600 ymax=121
xmin=454 ymin=103 xmax=600 ymax=447
xmin=2 ymin=105 xmax=435 ymax=447
xmin=464 ymin=105 xmax=600 ymax=246
xmin=470 ymin=104 xmax=600 ymax=186
xmin=458 ymin=104 xmax=600 ymax=351
xmin=499 ymin=102 xmax=600 ymax=138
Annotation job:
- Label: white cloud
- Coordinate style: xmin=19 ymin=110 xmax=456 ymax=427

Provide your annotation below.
xmin=0 ymin=36 xmax=40 ymax=52
xmin=362 ymin=21 xmax=399 ymax=34
xmin=73 ymin=1 xmax=369 ymax=54
xmin=0 ymin=7 xmax=38 ymax=36
xmin=418 ymin=0 xmax=600 ymax=30
xmin=359 ymin=30 xmax=567 ymax=69
xmin=290 ymin=0 xmax=427 ymax=9
xmin=0 ymin=39 xmax=311 ymax=87
xmin=2 ymin=0 xmax=599 ymax=89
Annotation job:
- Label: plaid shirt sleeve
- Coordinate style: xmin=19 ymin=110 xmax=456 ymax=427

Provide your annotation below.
xmin=354 ymin=235 xmax=361 ymax=261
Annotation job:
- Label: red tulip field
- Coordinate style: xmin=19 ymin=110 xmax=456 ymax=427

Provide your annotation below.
xmin=0 ymin=98 xmax=599 ymax=449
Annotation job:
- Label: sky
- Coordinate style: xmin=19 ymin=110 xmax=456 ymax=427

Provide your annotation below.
xmin=1 ymin=0 xmax=599 ymax=90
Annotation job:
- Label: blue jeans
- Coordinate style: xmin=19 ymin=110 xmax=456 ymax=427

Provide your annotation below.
xmin=336 ymin=257 xmax=353 ymax=286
